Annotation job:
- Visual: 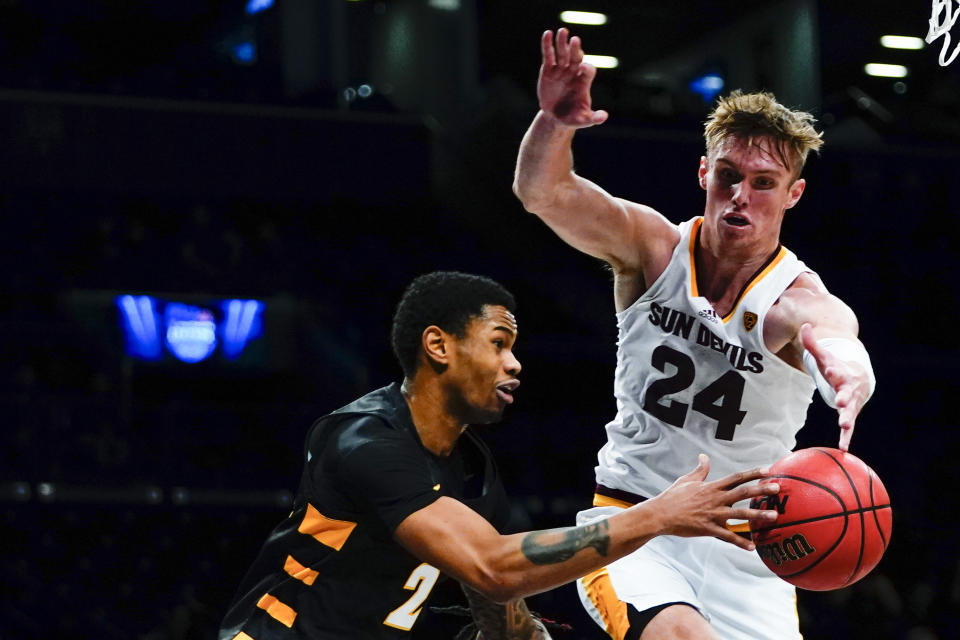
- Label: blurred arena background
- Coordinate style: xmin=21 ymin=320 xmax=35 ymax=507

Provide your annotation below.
xmin=1 ymin=1 xmax=958 ymax=638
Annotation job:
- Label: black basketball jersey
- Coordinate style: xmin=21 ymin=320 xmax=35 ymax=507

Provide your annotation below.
xmin=220 ymin=383 xmax=511 ymax=639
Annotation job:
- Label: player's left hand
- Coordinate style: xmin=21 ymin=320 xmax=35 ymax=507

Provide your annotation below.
xmin=800 ymin=323 xmax=873 ymax=451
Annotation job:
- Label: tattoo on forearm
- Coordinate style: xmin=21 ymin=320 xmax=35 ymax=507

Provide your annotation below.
xmin=520 ymin=519 xmax=611 ymax=565
xmin=462 ymin=584 xmax=538 ymax=639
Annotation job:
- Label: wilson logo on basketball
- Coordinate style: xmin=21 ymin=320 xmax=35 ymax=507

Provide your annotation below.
xmin=743 ymin=311 xmax=758 ymax=332
xmin=752 ymin=494 xmax=789 ymax=514
xmin=757 ymin=534 xmax=816 ymax=566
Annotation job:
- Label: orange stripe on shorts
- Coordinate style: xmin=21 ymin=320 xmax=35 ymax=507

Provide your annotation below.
xmin=580 ymin=567 xmax=631 ymax=640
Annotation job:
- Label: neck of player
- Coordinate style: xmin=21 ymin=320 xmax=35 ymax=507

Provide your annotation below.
xmin=697 ymin=229 xmax=779 ymax=307
xmin=402 ymin=377 xmax=467 ymax=457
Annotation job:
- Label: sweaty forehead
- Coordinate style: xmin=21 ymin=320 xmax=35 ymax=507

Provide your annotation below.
xmin=713 ymin=135 xmax=792 ymax=173
xmin=480 ymin=305 xmax=518 ymax=334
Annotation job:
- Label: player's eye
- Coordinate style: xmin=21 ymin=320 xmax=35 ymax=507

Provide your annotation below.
xmin=720 ymin=169 xmax=740 ymax=183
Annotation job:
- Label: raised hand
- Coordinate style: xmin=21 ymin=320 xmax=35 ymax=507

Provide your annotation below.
xmin=646 ymin=454 xmax=779 ymax=551
xmin=800 ymin=323 xmax=872 ymax=451
xmin=537 ymin=28 xmax=608 ymax=128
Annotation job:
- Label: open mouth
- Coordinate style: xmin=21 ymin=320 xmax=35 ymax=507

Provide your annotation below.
xmin=496 ymin=379 xmax=520 ymax=404
xmin=723 ymin=214 xmax=750 ymax=227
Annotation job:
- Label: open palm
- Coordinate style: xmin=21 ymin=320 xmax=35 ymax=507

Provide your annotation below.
xmin=537 ymin=29 xmax=608 ymax=128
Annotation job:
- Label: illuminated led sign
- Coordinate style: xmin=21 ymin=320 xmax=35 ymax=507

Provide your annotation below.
xmin=116 ymin=295 xmax=264 ymax=363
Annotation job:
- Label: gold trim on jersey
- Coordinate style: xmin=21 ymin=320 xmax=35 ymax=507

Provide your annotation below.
xmin=593 ymin=494 xmax=633 ymax=509
xmin=298 ymin=504 xmax=357 ymax=550
xmin=721 ymin=249 xmax=786 ymax=324
xmin=231 ymin=633 xmax=254 ymax=640
xmin=688 ymin=217 xmax=703 ymax=296
xmin=687 ymin=217 xmax=787 ymax=324
xmin=284 ymin=554 xmax=319 ymax=586
xmin=580 ymin=567 xmax=631 ymax=640
xmin=257 ymin=593 xmax=297 ymax=628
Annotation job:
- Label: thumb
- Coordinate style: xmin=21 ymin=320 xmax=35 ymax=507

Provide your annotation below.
xmin=681 ymin=453 xmax=710 ymax=481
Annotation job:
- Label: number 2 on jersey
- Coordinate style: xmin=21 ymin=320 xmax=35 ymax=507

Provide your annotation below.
xmin=383 ymin=563 xmax=440 ymax=631
xmin=642 ymin=345 xmax=747 ymax=440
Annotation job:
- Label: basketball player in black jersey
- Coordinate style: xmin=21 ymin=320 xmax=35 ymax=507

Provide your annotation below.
xmin=220 ymin=271 xmax=781 ymax=640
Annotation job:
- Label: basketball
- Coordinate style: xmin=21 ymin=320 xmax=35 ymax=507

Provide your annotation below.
xmin=749 ymin=447 xmax=892 ymax=591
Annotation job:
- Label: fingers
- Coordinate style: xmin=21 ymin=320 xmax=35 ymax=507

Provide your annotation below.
xmin=730 ymin=479 xmax=779 ymax=500
xmin=714 ymin=527 xmax=758 ymax=551
xmin=569 ymin=35 xmax=584 ymax=66
xmin=838 ymin=422 xmax=854 ymax=451
xmin=837 ymin=392 xmax=858 ymax=425
xmin=540 ymin=30 xmax=556 ymax=67
xmin=724 ymin=481 xmax=780 ymax=508
xmin=834 ymin=377 xmax=863 ymax=447
xmin=714 ymin=465 xmax=770 ymax=490
xmin=730 ymin=506 xmax=779 ymax=522
xmin=544 ymin=28 xmax=584 ymax=74
xmin=556 ymin=28 xmax=570 ymax=67
xmin=727 ymin=477 xmax=779 ymax=505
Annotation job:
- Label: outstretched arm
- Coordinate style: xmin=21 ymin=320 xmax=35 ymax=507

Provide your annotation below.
xmin=394 ymin=455 xmax=779 ymax=605
xmin=769 ymin=275 xmax=875 ymax=451
xmin=512 ymin=29 xmax=677 ymax=279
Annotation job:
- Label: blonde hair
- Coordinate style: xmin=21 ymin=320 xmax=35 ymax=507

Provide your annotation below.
xmin=704 ymin=90 xmax=824 ymax=177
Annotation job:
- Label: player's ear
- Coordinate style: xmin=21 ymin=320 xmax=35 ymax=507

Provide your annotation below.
xmin=421 ymin=326 xmax=450 ymax=371
xmin=785 ymin=178 xmax=806 ymax=209
xmin=698 ymin=156 xmax=708 ymax=190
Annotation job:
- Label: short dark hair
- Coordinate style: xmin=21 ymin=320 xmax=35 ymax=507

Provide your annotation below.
xmin=391 ymin=271 xmax=516 ymax=378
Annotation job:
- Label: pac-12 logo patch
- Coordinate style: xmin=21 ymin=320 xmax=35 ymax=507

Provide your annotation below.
xmin=743 ymin=311 xmax=758 ymax=332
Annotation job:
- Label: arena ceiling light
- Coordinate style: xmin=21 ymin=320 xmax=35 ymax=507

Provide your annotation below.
xmin=583 ymin=54 xmax=618 ymax=68
xmin=864 ymin=63 xmax=909 ymax=77
xmin=560 ymin=11 xmax=608 ymax=25
xmin=880 ymin=35 xmax=925 ymax=50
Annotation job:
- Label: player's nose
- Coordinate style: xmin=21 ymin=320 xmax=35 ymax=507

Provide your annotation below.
xmin=504 ymin=351 xmax=521 ymax=377
xmin=732 ymin=182 xmax=750 ymax=206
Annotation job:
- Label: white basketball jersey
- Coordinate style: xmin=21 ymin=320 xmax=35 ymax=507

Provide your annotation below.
xmin=595 ymin=217 xmax=817 ymax=498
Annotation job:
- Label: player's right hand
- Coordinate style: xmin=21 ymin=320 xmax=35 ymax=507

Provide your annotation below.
xmin=537 ymin=28 xmax=608 ymax=128
xmin=646 ymin=454 xmax=780 ymax=551
xmin=799 ymin=323 xmax=872 ymax=452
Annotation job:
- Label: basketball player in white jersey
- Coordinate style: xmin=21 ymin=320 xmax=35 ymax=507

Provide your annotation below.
xmin=513 ymin=29 xmax=877 ymax=640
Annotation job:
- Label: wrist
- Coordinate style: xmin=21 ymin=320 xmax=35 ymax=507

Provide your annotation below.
xmin=536 ymin=109 xmax=576 ymax=133
xmin=628 ymin=499 xmax=669 ymax=539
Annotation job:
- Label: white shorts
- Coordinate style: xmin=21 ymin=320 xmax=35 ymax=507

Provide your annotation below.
xmin=575 ymin=505 xmax=802 ymax=640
